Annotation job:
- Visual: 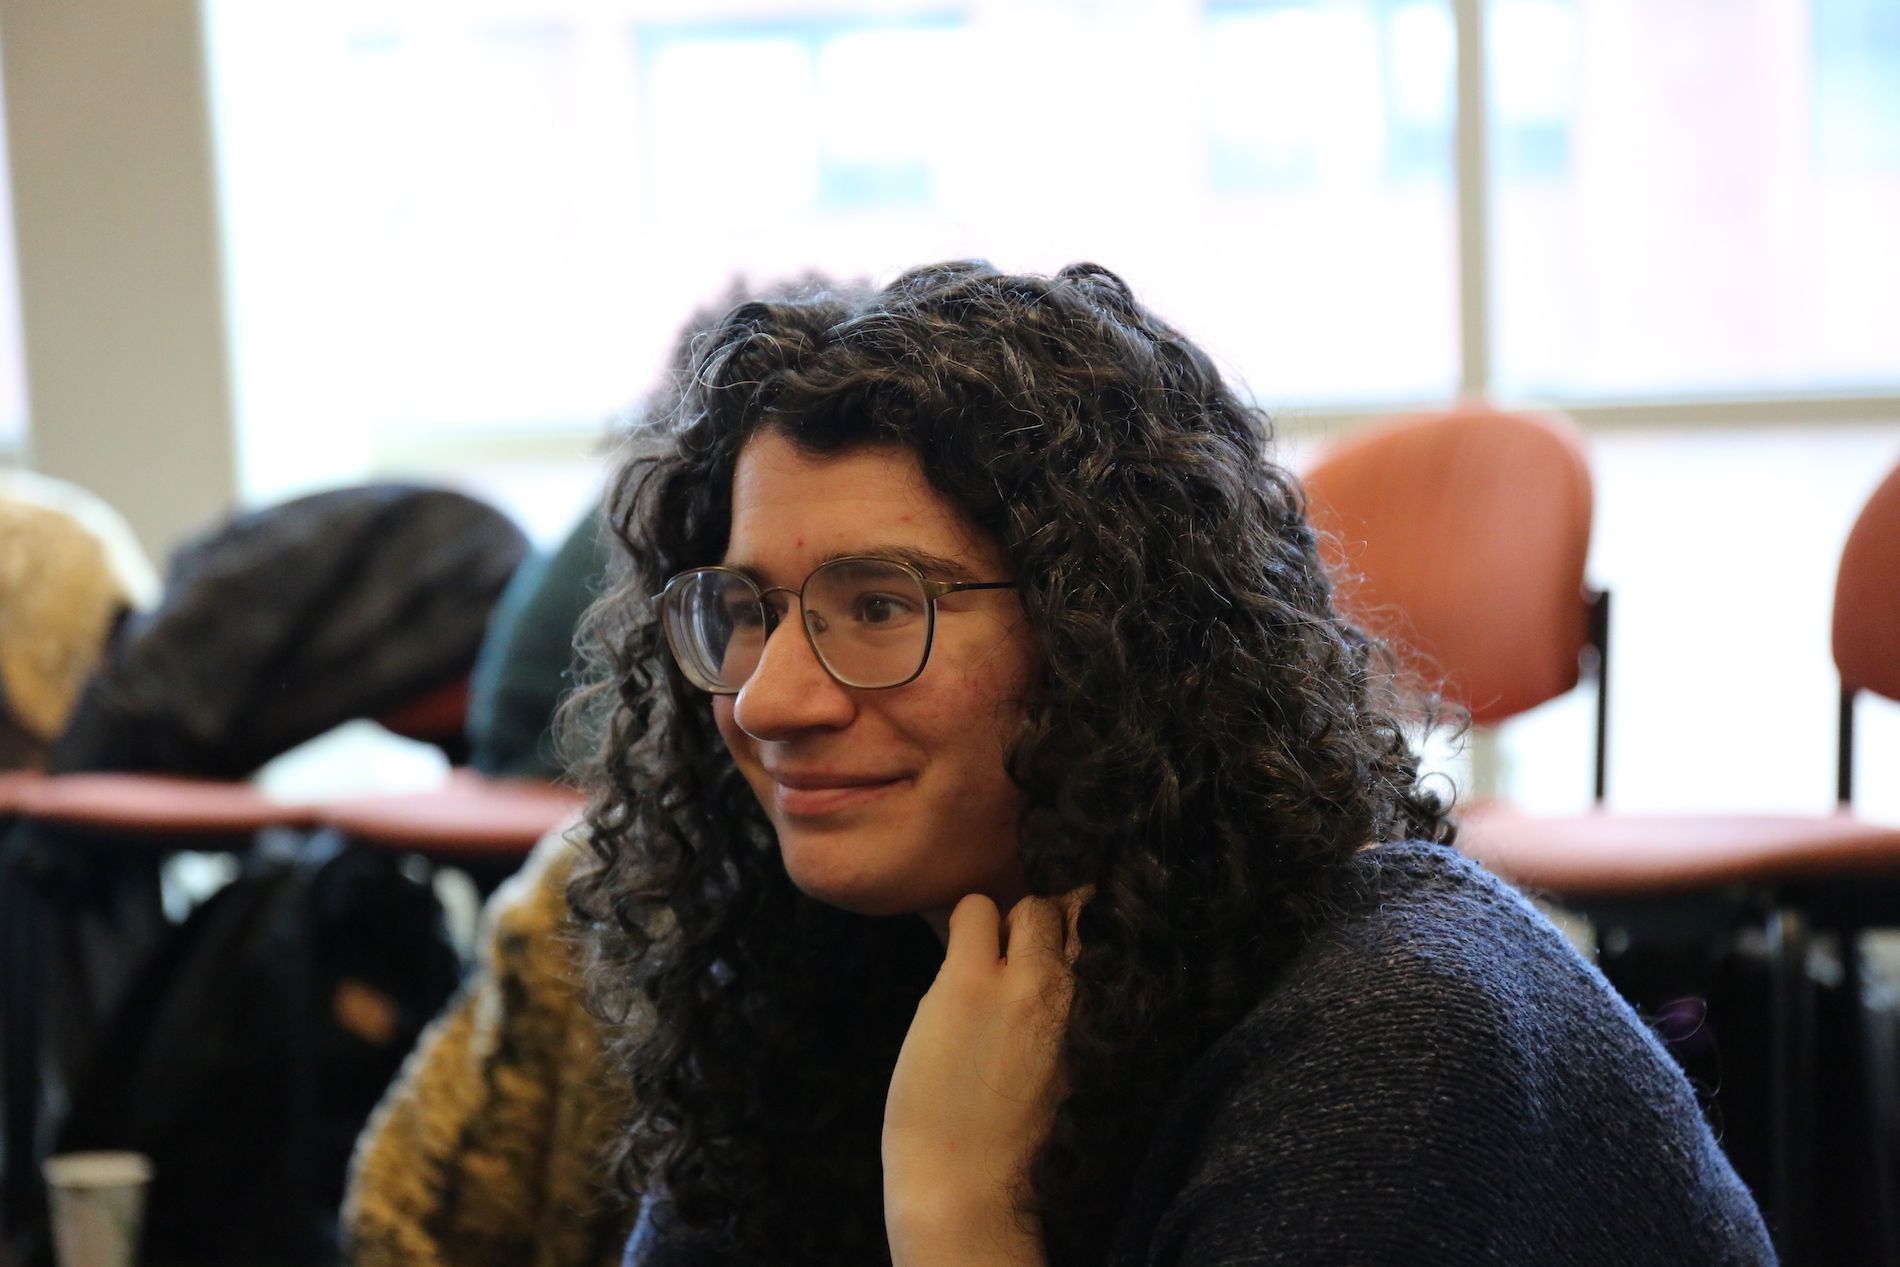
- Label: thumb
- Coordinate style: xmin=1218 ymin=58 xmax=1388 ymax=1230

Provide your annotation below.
xmin=942 ymin=892 xmax=1004 ymax=971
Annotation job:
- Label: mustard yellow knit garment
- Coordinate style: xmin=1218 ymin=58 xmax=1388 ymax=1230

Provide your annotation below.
xmin=344 ymin=828 xmax=634 ymax=1267
xmin=0 ymin=497 xmax=128 ymax=739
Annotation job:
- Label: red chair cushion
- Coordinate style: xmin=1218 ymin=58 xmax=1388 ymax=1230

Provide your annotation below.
xmin=1461 ymin=804 xmax=1900 ymax=898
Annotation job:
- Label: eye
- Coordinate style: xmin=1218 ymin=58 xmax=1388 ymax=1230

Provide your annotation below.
xmin=854 ymin=590 xmax=917 ymax=625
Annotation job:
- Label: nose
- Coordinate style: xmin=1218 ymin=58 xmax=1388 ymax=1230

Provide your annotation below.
xmin=730 ymin=610 xmax=857 ymax=740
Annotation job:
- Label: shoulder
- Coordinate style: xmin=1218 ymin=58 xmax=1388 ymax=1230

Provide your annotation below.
xmin=1191 ymin=843 xmax=1650 ymax=1088
xmin=1182 ymin=842 xmax=1685 ymax=1156
xmin=1115 ymin=842 xmax=1775 ymax=1266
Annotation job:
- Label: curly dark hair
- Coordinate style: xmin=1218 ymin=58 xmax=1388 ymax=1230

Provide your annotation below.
xmin=569 ymin=260 xmax=1454 ymax=1265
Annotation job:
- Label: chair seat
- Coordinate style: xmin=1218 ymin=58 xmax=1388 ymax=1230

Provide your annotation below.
xmin=0 ymin=770 xmax=318 ymax=836
xmin=1461 ymin=805 xmax=1900 ymax=898
xmin=321 ymin=771 xmax=584 ymax=858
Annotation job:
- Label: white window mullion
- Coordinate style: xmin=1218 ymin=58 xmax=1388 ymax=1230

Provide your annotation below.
xmin=1453 ymin=0 xmax=1493 ymax=399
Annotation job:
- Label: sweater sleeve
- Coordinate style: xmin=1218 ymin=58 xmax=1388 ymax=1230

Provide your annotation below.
xmin=343 ymin=826 xmax=634 ymax=1267
xmin=1128 ymin=852 xmax=1776 ymax=1267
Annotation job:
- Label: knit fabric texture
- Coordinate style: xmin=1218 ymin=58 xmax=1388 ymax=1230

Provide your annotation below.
xmin=345 ymin=828 xmax=633 ymax=1267
xmin=1104 ymin=840 xmax=1775 ymax=1265
xmin=625 ymin=841 xmax=1775 ymax=1265
xmin=0 ymin=495 xmax=129 ymax=741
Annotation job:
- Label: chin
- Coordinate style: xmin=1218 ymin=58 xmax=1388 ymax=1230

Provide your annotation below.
xmin=777 ymin=830 xmax=950 ymax=919
xmin=789 ymin=882 xmax=921 ymax=919
xmin=782 ymin=864 xmax=932 ymax=919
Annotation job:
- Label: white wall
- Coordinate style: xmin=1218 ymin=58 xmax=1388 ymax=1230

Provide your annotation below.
xmin=0 ymin=0 xmax=236 ymax=561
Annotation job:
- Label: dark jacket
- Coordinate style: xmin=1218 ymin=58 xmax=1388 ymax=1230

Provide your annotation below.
xmin=49 ymin=483 xmax=526 ymax=778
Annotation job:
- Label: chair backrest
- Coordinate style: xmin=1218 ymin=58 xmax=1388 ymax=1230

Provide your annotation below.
xmin=1301 ymin=401 xmax=1596 ymax=726
xmin=1835 ymin=458 xmax=1900 ymax=705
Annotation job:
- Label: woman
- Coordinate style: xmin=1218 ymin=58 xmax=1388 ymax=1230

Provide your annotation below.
xmin=571 ymin=262 xmax=1774 ymax=1265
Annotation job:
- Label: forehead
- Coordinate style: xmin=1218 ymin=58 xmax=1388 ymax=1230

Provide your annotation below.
xmin=724 ymin=430 xmax=1000 ymax=577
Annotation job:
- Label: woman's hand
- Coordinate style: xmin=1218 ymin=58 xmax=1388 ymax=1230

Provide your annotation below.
xmin=883 ymin=892 xmax=1080 ymax=1267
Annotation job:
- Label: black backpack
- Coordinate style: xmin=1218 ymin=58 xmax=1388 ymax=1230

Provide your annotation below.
xmin=46 ymin=832 xmax=463 ymax=1267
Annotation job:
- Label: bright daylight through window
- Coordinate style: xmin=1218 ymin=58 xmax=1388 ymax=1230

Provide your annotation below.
xmin=1489 ymin=0 xmax=1900 ymax=399
xmin=206 ymin=0 xmax=1468 ymax=508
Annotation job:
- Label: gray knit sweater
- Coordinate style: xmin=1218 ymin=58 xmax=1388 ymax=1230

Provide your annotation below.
xmin=627 ymin=841 xmax=1776 ymax=1265
xmin=1102 ymin=840 xmax=1774 ymax=1265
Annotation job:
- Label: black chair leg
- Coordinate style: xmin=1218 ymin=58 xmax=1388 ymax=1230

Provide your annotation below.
xmin=1844 ymin=930 xmax=1900 ymax=1265
xmin=1 ymin=827 xmax=47 ymax=1254
xmin=1768 ymin=902 xmax=1816 ymax=1265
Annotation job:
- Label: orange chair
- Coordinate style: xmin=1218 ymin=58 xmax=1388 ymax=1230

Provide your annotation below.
xmin=1445 ymin=457 xmax=1897 ymax=874
xmin=1304 ymin=405 xmax=1900 ymax=1265
xmin=1302 ymin=398 xmax=1608 ymax=795
xmin=1836 ymin=460 xmax=1900 ymax=806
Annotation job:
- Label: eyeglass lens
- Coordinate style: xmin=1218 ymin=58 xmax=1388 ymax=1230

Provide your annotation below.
xmin=663 ymin=559 xmax=933 ymax=691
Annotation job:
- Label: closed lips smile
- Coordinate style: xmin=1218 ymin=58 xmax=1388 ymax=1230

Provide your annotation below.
xmin=768 ymin=773 xmax=909 ymax=816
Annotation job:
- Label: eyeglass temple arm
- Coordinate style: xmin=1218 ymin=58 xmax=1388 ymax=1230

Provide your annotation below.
xmin=921 ymin=579 xmax=1017 ymax=599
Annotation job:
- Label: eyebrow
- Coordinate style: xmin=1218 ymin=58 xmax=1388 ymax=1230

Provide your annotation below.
xmin=722 ymin=544 xmax=980 ymax=585
xmin=828 ymin=545 xmax=979 ymax=582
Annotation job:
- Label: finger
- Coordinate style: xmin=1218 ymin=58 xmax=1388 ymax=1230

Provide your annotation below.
xmin=1058 ymin=885 xmax=1094 ymax=966
xmin=1002 ymin=895 xmax=1066 ymax=966
xmin=1003 ymin=899 xmax=1076 ymax=1030
xmin=943 ymin=892 xmax=1003 ymax=972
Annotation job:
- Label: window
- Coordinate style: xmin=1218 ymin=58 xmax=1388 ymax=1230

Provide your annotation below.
xmin=207 ymin=0 xmax=1461 ymax=510
xmin=1200 ymin=0 xmax=1459 ymax=402
xmin=1489 ymin=0 xmax=1900 ymax=399
xmin=184 ymin=0 xmax=1900 ymax=818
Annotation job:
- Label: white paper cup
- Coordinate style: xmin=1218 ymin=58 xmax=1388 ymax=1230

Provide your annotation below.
xmin=42 ymin=1152 xmax=152 ymax=1267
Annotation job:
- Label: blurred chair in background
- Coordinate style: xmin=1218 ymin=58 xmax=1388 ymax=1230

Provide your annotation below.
xmin=1455 ymin=455 xmax=1900 ymax=1267
xmin=1304 ymin=407 xmax=1900 ymax=1265
xmin=1835 ymin=460 xmax=1900 ymax=807
xmin=1301 ymin=398 xmax=1606 ymax=796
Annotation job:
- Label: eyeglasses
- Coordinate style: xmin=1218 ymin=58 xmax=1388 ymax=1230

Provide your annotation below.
xmin=657 ymin=556 xmax=1016 ymax=693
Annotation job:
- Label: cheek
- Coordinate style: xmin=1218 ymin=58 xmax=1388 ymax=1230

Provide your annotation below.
xmin=927 ymin=664 xmax=1035 ymax=787
xmin=957 ymin=614 xmax=1041 ymax=704
xmin=973 ymin=638 xmax=1040 ymax=748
